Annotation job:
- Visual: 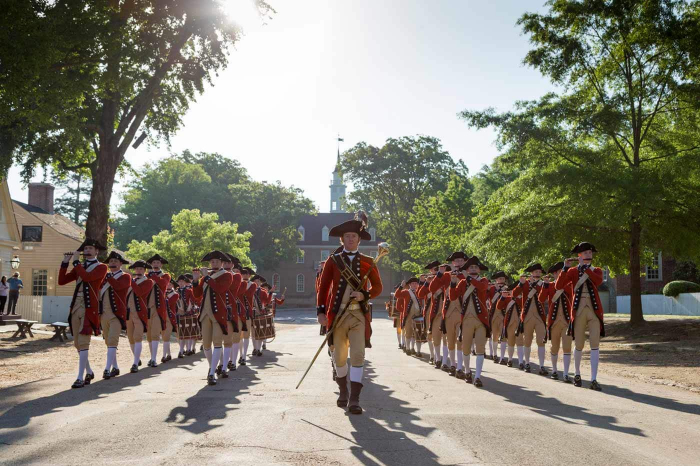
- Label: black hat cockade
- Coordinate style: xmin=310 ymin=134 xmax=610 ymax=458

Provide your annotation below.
xmin=525 ymin=263 xmax=545 ymax=273
xmin=547 ymin=262 xmax=565 ymax=274
xmin=78 ymin=238 xmax=107 ymax=251
xmin=146 ymin=253 xmax=169 ymax=265
xmin=571 ymin=242 xmax=597 ymax=254
xmin=103 ymin=251 xmax=129 ymax=265
xmin=424 ymin=260 xmax=441 ymax=270
xmin=464 ymin=255 xmax=488 ymax=271
xmin=446 ymin=251 xmax=468 ymax=261
xmin=492 ymin=271 xmax=507 ymax=280
xmin=201 ymin=250 xmax=229 ymax=262
xmin=261 ymin=282 xmax=272 ymax=289
xmin=406 ymin=277 xmax=420 ymax=285
xmin=129 ymin=260 xmax=152 ymax=270
xmin=177 ymin=274 xmax=191 ymax=283
xmin=329 ymin=211 xmax=372 ymax=241
xmin=252 ymin=274 xmax=266 ymax=283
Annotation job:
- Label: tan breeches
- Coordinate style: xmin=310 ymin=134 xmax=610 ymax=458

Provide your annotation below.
xmin=223 ymin=321 xmax=242 ymax=345
xmin=445 ymin=309 xmax=462 ymax=350
xmin=147 ymin=311 xmax=162 ymax=342
xmin=549 ymin=318 xmax=572 ymax=354
xmin=127 ymin=317 xmax=145 ymax=344
xmin=491 ymin=311 xmax=504 ymax=343
xmin=461 ymin=315 xmax=486 ymax=355
xmin=523 ymin=313 xmax=546 ymax=347
xmin=200 ymin=313 xmax=224 ymax=349
xmin=430 ymin=313 xmax=446 ymax=347
xmin=161 ymin=319 xmax=173 ymax=342
xmin=242 ymin=318 xmax=252 ymax=339
xmin=574 ymin=301 xmax=600 ymax=350
xmin=332 ymin=308 xmax=365 ymax=368
xmin=70 ymin=299 xmax=91 ymax=351
xmin=506 ymin=315 xmax=524 ymax=347
xmin=101 ymin=310 xmax=121 ymax=347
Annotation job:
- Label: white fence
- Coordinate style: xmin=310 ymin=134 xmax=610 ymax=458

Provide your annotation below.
xmin=12 ymin=295 xmax=72 ymax=323
xmin=616 ymin=292 xmax=700 ymax=316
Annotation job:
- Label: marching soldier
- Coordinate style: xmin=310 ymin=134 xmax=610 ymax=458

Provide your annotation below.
xmin=556 ymin=242 xmax=605 ymax=390
xmin=316 ymin=214 xmax=383 ymax=415
xmin=513 ymin=264 xmax=549 ymax=375
xmin=432 ymin=252 xmax=468 ymax=376
xmin=419 ymin=261 xmax=443 ymax=366
xmin=163 ymin=279 xmax=180 ymax=362
xmin=193 ymin=251 xmax=234 ymax=385
xmin=487 ymin=271 xmax=508 ymax=364
xmin=59 ymin=239 xmax=108 ymax=389
xmin=145 ymin=254 xmax=171 ymax=367
xmin=390 ymin=284 xmax=402 ymax=349
xmin=251 ymin=274 xmax=270 ymax=356
xmin=452 ymin=256 xmax=489 ymax=387
xmin=496 ymin=283 xmax=524 ymax=368
xmin=540 ymin=262 xmax=574 ymax=382
xmin=221 ymin=255 xmax=243 ymax=371
xmin=238 ymin=267 xmax=258 ymax=365
xmin=99 ymin=251 xmax=131 ymax=379
xmin=396 ymin=278 xmax=423 ymax=356
xmin=176 ymin=274 xmax=197 ymax=356
xmin=260 ymin=282 xmax=282 ymax=350
xmin=126 ymin=261 xmax=154 ymax=373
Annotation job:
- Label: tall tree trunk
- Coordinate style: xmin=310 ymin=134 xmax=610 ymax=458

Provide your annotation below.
xmin=629 ymin=218 xmax=644 ymax=325
xmin=85 ymin=146 xmax=120 ymax=250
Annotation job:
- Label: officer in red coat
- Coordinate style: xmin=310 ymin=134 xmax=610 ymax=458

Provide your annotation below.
xmin=145 ymin=254 xmax=171 ymax=367
xmin=486 ymin=271 xmax=508 ymax=363
xmin=556 ymin=242 xmax=605 ymax=390
xmin=433 ymin=251 xmax=468 ymax=375
xmin=417 ymin=261 xmax=440 ymax=365
xmin=316 ymin=215 xmax=383 ymax=415
xmin=59 ymin=239 xmax=109 ymax=389
xmin=126 ymin=260 xmax=154 ymax=373
xmin=99 ymin=251 xmax=131 ymax=380
xmin=539 ymin=261 xmax=574 ymax=382
xmin=193 ymin=250 xmax=234 ymax=386
xmin=176 ymin=274 xmax=196 ymax=357
xmin=221 ymin=254 xmax=243 ymax=371
xmin=514 ymin=263 xmax=549 ymax=375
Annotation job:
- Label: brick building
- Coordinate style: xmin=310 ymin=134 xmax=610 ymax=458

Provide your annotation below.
xmin=609 ymin=253 xmax=677 ymax=296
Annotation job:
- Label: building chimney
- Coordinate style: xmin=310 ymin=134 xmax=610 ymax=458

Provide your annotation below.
xmin=28 ymin=183 xmax=55 ymax=214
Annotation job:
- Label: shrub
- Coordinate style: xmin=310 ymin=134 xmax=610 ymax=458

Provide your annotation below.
xmin=662 ymin=280 xmax=700 ymax=297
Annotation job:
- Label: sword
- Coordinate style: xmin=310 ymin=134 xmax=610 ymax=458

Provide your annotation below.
xmin=296 ymin=242 xmax=389 ymax=390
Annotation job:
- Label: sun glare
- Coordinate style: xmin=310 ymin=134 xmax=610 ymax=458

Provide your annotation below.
xmin=222 ymin=0 xmax=263 ymax=32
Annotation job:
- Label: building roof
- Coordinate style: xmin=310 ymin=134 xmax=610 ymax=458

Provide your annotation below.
xmin=297 ymin=213 xmax=381 ymax=245
xmin=13 ymin=200 xmax=84 ymax=242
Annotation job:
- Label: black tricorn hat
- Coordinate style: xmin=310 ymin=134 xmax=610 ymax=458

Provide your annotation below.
xmin=185 ymin=273 xmax=194 ymax=280
xmin=406 ymin=277 xmax=420 ymax=285
xmin=548 ymin=261 xmax=565 ymax=273
xmin=525 ymin=263 xmax=545 ymax=273
xmin=261 ymin=282 xmax=271 ymax=289
xmin=241 ymin=267 xmax=254 ymax=275
xmin=464 ymin=255 xmax=488 ymax=271
xmin=571 ymin=242 xmax=597 ymax=254
xmin=424 ymin=260 xmax=441 ymax=270
xmin=446 ymin=251 xmax=468 ymax=261
xmin=492 ymin=271 xmax=507 ymax=280
xmin=394 ymin=283 xmax=402 ymax=290
xmin=169 ymin=279 xmax=177 ymax=287
xmin=146 ymin=253 xmax=168 ymax=265
xmin=129 ymin=260 xmax=151 ymax=270
xmin=329 ymin=220 xmax=372 ymax=241
xmin=176 ymin=274 xmax=190 ymax=282
xmin=440 ymin=264 xmax=453 ymax=272
xmin=77 ymin=238 xmax=107 ymax=251
xmin=103 ymin=251 xmax=129 ymax=265
xmin=252 ymin=274 xmax=266 ymax=282
xmin=201 ymin=250 xmax=229 ymax=262
xmin=224 ymin=253 xmax=239 ymax=263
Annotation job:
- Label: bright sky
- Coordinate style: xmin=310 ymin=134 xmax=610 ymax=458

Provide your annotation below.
xmin=7 ymin=0 xmax=552 ymax=213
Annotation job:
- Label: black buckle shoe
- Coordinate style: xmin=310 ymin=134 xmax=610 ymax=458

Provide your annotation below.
xmin=207 ymin=375 xmax=217 ymax=386
xmin=178 ymin=352 xmax=184 ymax=359
xmin=574 ymin=375 xmax=582 ymax=387
xmin=84 ymin=372 xmax=95 ymax=385
xmin=456 ymin=369 xmax=465 ymax=380
xmin=220 ymin=369 xmax=229 ymax=378
xmin=449 ymin=366 xmax=457 ymax=377
xmin=524 ymin=364 xmax=531 ymax=373
xmin=72 ymin=379 xmax=84 ymax=389
xmin=507 ymin=360 xmax=513 ymax=367
xmin=216 ymin=365 xmax=223 ymax=375
xmin=130 ymin=364 xmax=139 ymax=373
xmin=161 ymin=356 xmax=167 ymax=363
xmin=227 ymin=361 xmax=235 ymax=370
xmin=166 ymin=355 xmax=172 ymax=362
xmin=539 ymin=367 xmax=549 ymax=376
xmin=103 ymin=369 xmax=111 ymax=380
xmin=519 ymin=363 xmax=525 ymax=371
xmin=435 ymin=361 xmax=442 ymax=369
xmin=493 ymin=357 xmax=500 ymax=364
xmin=551 ymin=371 xmax=559 ymax=380
xmin=590 ymin=380 xmax=602 ymax=391
xmin=465 ymin=371 xmax=473 ymax=384
xmin=238 ymin=357 xmax=244 ymax=364
xmin=474 ymin=377 xmax=483 ymax=388
xmin=239 ymin=360 xmax=246 ymax=366
xmin=138 ymin=359 xmax=142 ymax=366
xmin=429 ymin=357 xmax=434 ymax=365
xmin=110 ymin=368 xmax=120 ymax=377
xmin=563 ymin=375 xmax=572 ymax=384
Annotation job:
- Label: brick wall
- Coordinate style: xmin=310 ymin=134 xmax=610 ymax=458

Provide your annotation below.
xmin=611 ymin=255 xmax=676 ymax=295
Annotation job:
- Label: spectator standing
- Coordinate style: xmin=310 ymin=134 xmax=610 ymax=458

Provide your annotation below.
xmin=7 ymin=272 xmax=23 ymax=315
xmin=0 ymin=276 xmax=8 ymax=314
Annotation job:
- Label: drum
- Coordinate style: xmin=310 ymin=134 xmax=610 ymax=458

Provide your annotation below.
xmin=252 ymin=313 xmax=275 ymax=340
xmin=412 ymin=317 xmax=427 ymax=343
xmin=178 ymin=314 xmax=201 ymax=340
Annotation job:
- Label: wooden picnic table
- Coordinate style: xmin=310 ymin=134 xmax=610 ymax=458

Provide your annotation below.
xmin=49 ymin=322 xmax=70 ymax=342
xmin=11 ymin=319 xmax=38 ymax=339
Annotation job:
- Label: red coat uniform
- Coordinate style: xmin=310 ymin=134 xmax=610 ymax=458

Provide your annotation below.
xmin=100 ymin=269 xmax=132 ymax=329
xmin=395 ymin=287 xmax=421 ymax=328
xmin=555 ymin=264 xmax=605 ymax=336
xmin=431 ymin=271 xmax=466 ymax=320
xmin=241 ymin=280 xmax=258 ymax=319
xmin=59 ymin=260 xmax=109 ymax=336
xmin=514 ymin=280 xmax=547 ymax=326
xmin=224 ymin=272 xmax=243 ymax=325
xmin=128 ymin=276 xmax=154 ymax=329
xmin=166 ymin=291 xmax=179 ymax=327
xmin=496 ymin=294 xmax=521 ymax=339
xmin=539 ymin=280 xmax=573 ymax=330
xmin=450 ymin=275 xmax=490 ymax=330
xmin=316 ymin=253 xmax=382 ymax=344
xmin=148 ymin=270 xmax=171 ymax=331
xmin=193 ymin=270 xmax=234 ymax=334
xmin=178 ymin=285 xmax=196 ymax=314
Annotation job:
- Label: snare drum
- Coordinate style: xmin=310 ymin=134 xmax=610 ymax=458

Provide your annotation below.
xmin=252 ymin=313 xmax=275 ymax=340
xmin=412 ymin=317 xmax=427 ymax=343
xmin=178 ymin=314 xmax=201 ymax=340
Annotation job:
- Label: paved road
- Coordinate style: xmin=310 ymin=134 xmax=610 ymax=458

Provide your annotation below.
xmin=1 ymin=311 xmax=699 ymax=465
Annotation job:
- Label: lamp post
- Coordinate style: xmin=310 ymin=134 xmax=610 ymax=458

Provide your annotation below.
xmin=10 ymin=255 xmax=20 ymax=270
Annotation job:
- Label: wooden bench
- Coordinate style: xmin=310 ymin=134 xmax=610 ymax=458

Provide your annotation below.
xmin=11 ymin=319 xmax=38 ymax=339
xmin=49 ymin=322 xmax=70 ymax=342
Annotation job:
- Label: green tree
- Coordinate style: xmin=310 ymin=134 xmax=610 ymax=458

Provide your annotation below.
xmin=461 ymin=0 xmax=700 ymax=324
xmin=53 ymin=171 xmax=92 ymax=225
xmin=404 ymin=169 xmax=474 ymax=273
xmin=125 ymin=209 xmax=251 ymax=276
xmin=1 ymin=1 xmax=271 ymax=247
xmin=340 ymin=136 xmax=459 ymax=270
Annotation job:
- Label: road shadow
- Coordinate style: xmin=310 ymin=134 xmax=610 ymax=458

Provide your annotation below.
xmin=164 ymin=348 xmax=282 ymax=434
xmin=600 ymin=383 xmax=700 ymax=416
xmin=0 ymin=350 xmax=205 ymax=443
xmin=0 ymin=334 xmax=73 ymax=362
xmin=345 ymin=361 xmax=442 ymax=466
xmin=485 ymin=376 xmax=646 ymax=437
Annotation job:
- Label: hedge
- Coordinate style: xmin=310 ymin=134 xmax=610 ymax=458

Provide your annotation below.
xmin=662 ymin=280 xmax=700 ymax=297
